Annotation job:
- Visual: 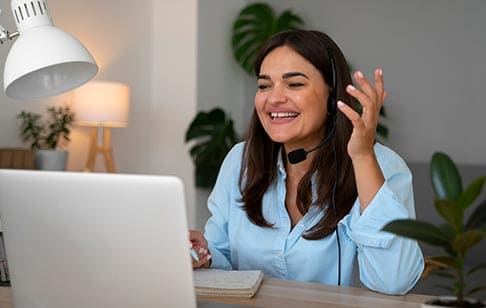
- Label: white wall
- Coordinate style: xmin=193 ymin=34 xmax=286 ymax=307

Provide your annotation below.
xmin=0 ymin=0 xmax=197 ymax=227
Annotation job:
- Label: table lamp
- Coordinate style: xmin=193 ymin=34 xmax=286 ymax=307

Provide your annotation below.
xmin=73 ymin=81 xmax=130 ymax=173
xmin=0 ymin=0 xmax=98 ymax=99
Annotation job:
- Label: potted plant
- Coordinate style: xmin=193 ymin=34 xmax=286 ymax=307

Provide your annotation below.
xmin=185 ymin=108 xmax=238 ymax=188
xmin=17 ymin=105 xmax=75 ymax=171
xmin=383 ymin=152 xmax=485 ymax=307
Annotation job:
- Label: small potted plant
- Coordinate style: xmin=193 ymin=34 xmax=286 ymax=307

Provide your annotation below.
xmin=17 ymin=105 xmax=75 ymax=171
xmin=383 ymin=152 xmax=485 ymax=307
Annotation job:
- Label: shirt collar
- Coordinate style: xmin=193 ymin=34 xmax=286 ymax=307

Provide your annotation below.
xmin=277 ymin=145 xmax=286 ymax=176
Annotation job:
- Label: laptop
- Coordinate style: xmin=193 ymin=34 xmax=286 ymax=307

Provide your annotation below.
xmin=0 ymin=170 xmax=197 ymax=308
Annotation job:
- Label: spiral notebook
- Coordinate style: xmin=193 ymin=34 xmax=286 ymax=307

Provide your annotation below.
xmin=193 ymin=269 xmax=264 ymax=298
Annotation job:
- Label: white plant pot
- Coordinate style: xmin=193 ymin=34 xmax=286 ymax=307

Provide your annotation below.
xmin=422 ymin=296 xmax=485 ymax=307
xmin=34 ymin=149 xmax=68 ymax=171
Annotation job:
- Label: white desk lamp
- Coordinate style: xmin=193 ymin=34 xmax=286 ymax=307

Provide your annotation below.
xmin=73 ymin=81 xmax=130 ymax=173
xmin=0 ymin=0 xmax=98 ymax=99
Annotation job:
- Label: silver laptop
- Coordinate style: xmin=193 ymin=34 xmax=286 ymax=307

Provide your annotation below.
xmin=0 ymin=170 xmax=197 ymax=308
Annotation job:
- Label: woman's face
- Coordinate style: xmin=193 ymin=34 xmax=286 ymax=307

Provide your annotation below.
xmin=255 ymin=46 xmax=330 ymax=153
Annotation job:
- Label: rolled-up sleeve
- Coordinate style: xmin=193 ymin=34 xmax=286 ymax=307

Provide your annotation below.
xmin=340 ymin=144 xmax=424 ymax=295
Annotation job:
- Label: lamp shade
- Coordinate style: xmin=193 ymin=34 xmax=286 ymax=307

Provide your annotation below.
xmin=73 ymin=81 xmax=130 ymax=128
xmin=3 ymin=0 xmax=98 ymax=99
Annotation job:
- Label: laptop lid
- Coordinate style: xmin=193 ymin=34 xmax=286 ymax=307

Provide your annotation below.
xmin=0 ymin=170 xmax=196 ymax=308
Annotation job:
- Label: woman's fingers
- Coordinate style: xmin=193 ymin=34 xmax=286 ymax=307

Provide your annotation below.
xmin=346 ymin=68 xmax=386 ymax=120
xmin=353 ymin=70 xmax=377 ymax=104
xmin=337 ymin=100 xmax=364 ymax=128
xmin=191 ymin=244 xmax=212 ymax=269
xmin=373 ymin=68 xmax=385 ymax=105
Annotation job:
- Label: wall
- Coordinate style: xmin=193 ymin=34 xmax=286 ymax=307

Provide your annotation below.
xmin=149 ymin=1 xmax=198 ymax=227
xmin=0 ymin=0 xmax=197 ymax=227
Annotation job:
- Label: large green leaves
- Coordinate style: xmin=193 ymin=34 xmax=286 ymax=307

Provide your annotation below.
xmin=434 ymin=200 xmax=463 ymax=233
xmin=232 ymin=3 xmax=304 ymax=74
xmin=430 ymin=152 xmax=463 ymax=201
xmin=185 ymin=108 xmax=238 ymax=188
xmin=382 ymin=219 xmax=451 ymax=248
xmin=452 ymin=230 xmax=485 ymax=256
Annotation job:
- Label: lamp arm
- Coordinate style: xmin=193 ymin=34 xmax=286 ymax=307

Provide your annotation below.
xmin=0 ymin=8 xmax=19 ymax=44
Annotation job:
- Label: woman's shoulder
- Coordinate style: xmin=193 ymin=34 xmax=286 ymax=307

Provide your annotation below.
xmin=225 ymin=141 xmax=245 ymax=161
xmin=219 ymin=141 xmax=245 ymax=172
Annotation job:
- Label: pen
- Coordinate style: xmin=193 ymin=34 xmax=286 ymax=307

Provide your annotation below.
xmin=190 ymin=247 xmax=200 ymax=262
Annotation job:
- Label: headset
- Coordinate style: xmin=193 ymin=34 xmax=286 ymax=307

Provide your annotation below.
xmin=287 ymin=43 xmax=342 ymax=286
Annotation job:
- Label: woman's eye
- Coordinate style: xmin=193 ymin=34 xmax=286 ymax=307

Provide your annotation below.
xmin=289 ymin=82 xmax=304 ymax=88
xmin=258 ymin=84 xmax=270 ymax=90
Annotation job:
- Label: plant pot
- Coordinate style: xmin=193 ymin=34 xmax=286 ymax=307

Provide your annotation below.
xmin=34 ymin=149 xmax=68 ymax=171
xmin=422 ymin=296 xmax=485 ymax=308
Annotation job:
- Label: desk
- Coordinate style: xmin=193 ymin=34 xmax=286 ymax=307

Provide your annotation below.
xmin=0 ymin=278 xmax=433 ymax=308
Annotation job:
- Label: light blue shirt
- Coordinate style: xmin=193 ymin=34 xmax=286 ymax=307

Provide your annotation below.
xmin=204 ymin=142 xmax=424 ymax=295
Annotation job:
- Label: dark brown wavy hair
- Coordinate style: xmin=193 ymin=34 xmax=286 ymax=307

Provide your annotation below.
xmin=239 ymin=30 xmax=359 ymax=240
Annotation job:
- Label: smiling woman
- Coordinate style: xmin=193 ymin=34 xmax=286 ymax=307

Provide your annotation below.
xmin=190 ymin=30 xmax=424 ymax=296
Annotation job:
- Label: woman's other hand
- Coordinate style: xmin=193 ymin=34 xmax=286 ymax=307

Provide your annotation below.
xmin=189 ymin=230 xmax=211 ymax=269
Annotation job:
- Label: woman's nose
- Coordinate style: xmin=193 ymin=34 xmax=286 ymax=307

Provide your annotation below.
xmin=267 ymin=86 xmax=287 ymax=104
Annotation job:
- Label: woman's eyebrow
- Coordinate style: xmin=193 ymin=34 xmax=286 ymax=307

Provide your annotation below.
xmin=257 ymin=72 xmax=309 ymax=80
xmin=257 ymin=74 xmax=270 ymax=80
xmin=283 ymin=72 xmax=309 ymax=79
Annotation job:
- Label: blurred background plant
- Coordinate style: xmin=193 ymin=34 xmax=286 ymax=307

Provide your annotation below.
xmin=17 ymin=106 xmax=74 ymax=150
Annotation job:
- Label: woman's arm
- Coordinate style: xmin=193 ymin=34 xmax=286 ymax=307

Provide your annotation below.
xmin=340 ymin=144 xmax=424 ymax=294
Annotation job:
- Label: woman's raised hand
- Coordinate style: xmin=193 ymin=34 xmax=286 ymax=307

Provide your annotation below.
xmin=337 ymin=68 xmax=386 ymax=160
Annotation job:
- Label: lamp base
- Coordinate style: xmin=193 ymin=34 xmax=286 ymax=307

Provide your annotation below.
xmin=84 ymin=127 xmax=116 ymax=173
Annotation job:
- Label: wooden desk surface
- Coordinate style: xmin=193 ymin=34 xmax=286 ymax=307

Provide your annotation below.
xmin=0 ymin=278 xmax=433 ymax=308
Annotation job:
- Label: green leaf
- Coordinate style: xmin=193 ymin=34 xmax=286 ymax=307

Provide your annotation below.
xmin=467 ymin=262 xmax=486 ymax=275
xmin=382 ymin=219 xmax=451 ymax=248
xmin=438 ymin=223 xmax=456 ymax=241
xmin=185 ymin=108 xmax=238 ymax=188
xmin=429 ymin=255 xmax=459 ymax=269
xmin=458 ymin=176 xmax=485 ymax=210
xmin=465 ymin=200 xmax=486 ymax=231
xmin=452 ymin=230 xmax=485 ymax=256
xmin=430 ymin=152 xmax=463 ymax=201
xmin=376 ymin=123 xmax=389 ymax=140
xmin=431 ymin=270 xmax=455 ymax=279
xmin=434 ymin=200 xmax=463 ymax=232
xmin=274 ymin=10 xmax=304 ymax=32
xmin=232 ymin=2 xmax=304 ymax=74
xmin=466 ymin=286 xmax=486 ymax=297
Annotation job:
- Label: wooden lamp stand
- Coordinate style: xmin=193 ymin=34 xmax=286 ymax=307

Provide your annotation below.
xmin=84 ymin=126 xmax=116 ymax=173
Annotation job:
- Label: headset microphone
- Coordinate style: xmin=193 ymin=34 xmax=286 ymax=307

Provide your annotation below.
xmin=287 ymin=119 xmax=336 ymax=164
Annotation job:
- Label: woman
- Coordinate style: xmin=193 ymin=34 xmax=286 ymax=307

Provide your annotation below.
xmin=190 ymin=30 xmax=423 ymax=295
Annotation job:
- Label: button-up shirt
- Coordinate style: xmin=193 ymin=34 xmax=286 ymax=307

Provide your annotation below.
xmin=204 ymin=142 xmax=424 ymax=295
